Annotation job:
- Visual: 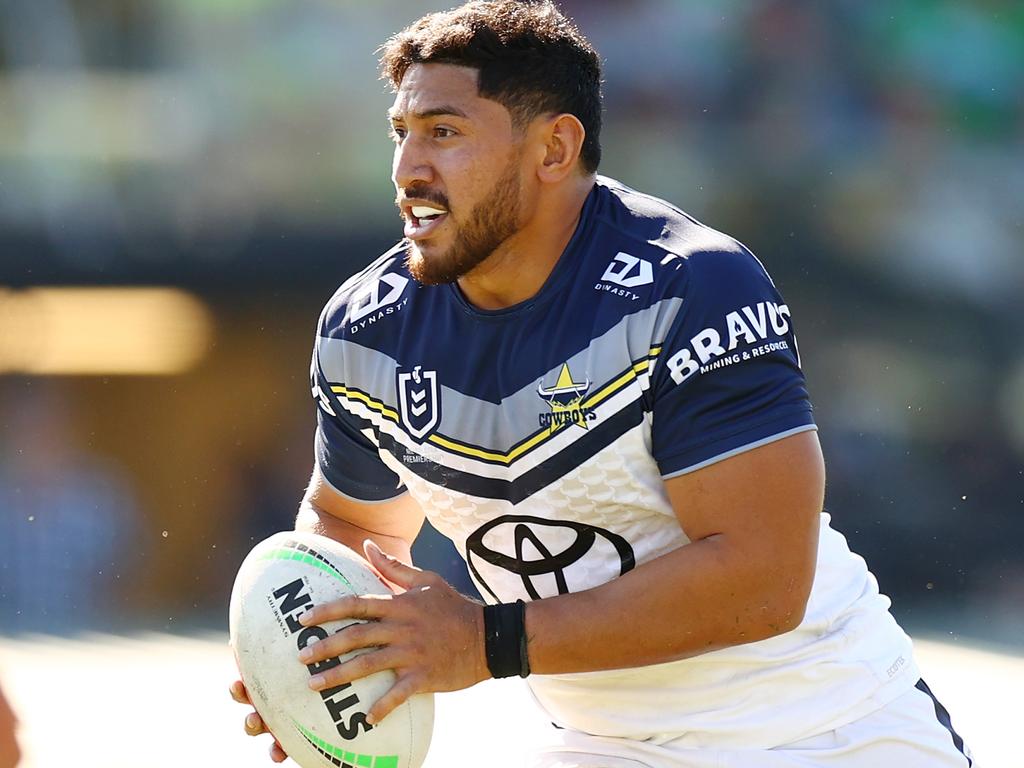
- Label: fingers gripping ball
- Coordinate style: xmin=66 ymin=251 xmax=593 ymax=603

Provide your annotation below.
xmin=229 ymin=531 xmax=434 ymax=768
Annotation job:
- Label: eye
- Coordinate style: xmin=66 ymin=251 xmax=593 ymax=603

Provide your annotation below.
xmin=433 ymin=126 xmax=457 ymax=139
xmin=389 ymin=125 xmax=407 ymax=143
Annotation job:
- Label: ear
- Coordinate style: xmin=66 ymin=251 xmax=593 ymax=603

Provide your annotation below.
xmin=536 ymin=113 xmax=586 ymax=184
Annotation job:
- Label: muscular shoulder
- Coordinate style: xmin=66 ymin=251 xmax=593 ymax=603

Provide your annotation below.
xmin=593 ymin=176 xmax=773 ymax=303
xmin=585 ymin=178 xmax=784 ymax=373
xmin=318 ymin=242 xmax=414 ymax=342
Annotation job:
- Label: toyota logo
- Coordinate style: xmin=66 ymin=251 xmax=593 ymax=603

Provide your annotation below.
xmin=465 ymin=515 xmax=635 ymax=602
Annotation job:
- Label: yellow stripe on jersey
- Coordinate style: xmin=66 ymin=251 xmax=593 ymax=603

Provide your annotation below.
xmin=584 ymin=355 xmax=652 ymax=411
xmin=579 ymin=346 xmax=659 ymax=411
xmin=330 ymin=386 xmax=400 ymax=423
xmin=330 ymin=346 xmax=661 ymax=467
xmin=427 ymin=429 xmax=549 ymax=465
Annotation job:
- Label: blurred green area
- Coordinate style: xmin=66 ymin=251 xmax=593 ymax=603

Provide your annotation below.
xmin=0 ymin=1 xmax=1021 ymax=645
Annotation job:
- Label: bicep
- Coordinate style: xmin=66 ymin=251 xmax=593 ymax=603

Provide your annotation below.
xmin=665 ymin=430 xmax=824 ymax=598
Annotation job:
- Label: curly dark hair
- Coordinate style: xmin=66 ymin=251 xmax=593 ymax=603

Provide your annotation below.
xmin=379 ymin=0 xmax=603 ymax=173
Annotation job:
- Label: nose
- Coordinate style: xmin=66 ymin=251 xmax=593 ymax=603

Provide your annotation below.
xmin=392 ymin=135 xmax=435 ymax=190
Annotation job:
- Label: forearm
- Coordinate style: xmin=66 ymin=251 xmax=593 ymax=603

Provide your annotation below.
xmin=525 ymin=529 xmax=816 ymax=675
xmin=295 ymin=501 xmax=414 ymax=564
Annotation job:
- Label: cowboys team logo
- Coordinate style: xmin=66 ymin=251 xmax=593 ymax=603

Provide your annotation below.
xmin=397 ymin=366 xmax=440 ymax=442
xmin=537 ymin=363 xmax=596 ymax=431
xmin=465 ymin=515 xmax=636 ymax=602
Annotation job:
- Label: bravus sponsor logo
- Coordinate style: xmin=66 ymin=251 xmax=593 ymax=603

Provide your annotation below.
xmin=666 ymin=301 xmax=792 ymax=384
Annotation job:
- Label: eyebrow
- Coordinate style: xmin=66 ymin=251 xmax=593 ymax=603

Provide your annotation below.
xmin=387 ymin=105 xmax=470 ymax=122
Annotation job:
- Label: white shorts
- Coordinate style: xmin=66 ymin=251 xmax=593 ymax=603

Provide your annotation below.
xmin=530 ymin=679 xmax=973 ymax=768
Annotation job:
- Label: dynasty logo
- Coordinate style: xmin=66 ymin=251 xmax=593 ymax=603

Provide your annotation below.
xmin=537 ymin=363 xmax=596 ymax=431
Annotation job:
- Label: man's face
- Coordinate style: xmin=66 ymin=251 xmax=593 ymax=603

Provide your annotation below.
xmin=389 ymin=63 xmax=526 ymax=285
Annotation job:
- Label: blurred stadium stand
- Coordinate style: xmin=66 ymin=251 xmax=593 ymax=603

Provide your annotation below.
xmin=1 ymin=1 xmax=1022 ymax=650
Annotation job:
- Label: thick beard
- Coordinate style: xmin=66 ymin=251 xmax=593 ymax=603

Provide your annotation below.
xmin=405 ymin=155 xmax=522 ymax=286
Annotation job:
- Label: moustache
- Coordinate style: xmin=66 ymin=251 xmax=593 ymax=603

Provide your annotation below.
xmin=395 ymin=186 xmax=450 ymax=211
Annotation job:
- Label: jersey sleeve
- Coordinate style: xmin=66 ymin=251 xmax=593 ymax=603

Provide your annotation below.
xmin=310 ymin=308 xmax=406 ymax=503
xmin=649 ymin=247 xmax=816 ymax=478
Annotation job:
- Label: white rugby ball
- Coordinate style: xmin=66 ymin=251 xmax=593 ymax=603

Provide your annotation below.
xmin=229 ymin=530 xmax=434 ymax=768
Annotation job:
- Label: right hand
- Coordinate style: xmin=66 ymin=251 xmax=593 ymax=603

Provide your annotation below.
xmin=229 ymin=680 xmax=288 ymax=763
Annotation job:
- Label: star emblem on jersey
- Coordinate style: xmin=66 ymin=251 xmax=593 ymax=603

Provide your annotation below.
xmin=537 ymin=363 xmax=596 ymax=432
xmin=397 ymin=366 xmax=440 ymax=442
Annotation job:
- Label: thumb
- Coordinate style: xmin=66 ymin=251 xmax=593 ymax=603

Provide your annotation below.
xmin=363 ymin=539 xmax=422 ymax=590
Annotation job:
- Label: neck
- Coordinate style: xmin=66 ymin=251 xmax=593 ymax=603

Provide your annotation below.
xmin=456 ymin=176 xmax=595 ymax=310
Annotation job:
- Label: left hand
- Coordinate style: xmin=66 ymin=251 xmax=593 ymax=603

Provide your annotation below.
xmin=229 ymin=680 xmax=288 ymax=763
xmin=296 ymin=540 xmax=489 ymax=724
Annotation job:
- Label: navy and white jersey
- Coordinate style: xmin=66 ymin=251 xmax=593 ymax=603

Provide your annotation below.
xmin=310 ymin=176 xmax=918 ymax=748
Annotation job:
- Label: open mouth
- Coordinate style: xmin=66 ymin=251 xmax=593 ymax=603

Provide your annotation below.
xmin=404 ymin=205 xmax=449 ymax=239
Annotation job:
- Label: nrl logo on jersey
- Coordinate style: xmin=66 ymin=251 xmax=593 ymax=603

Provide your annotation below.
xmin=594 ymin=252 xmax=653 ymax=302
xmin=348 ymin=273 xmax=410 ymax=333
xmin=537 ymin=363 xmax=597 ymax=432
xmin=397 ymin=365 xmax=440 ymax=442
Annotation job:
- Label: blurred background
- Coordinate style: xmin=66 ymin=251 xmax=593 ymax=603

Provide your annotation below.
xmin=0 ymin=1 xmax=1022 ymax=760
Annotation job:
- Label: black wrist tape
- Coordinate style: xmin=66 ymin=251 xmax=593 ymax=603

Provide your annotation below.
xmin=483 ymin=600 xmax=530 ymax=679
